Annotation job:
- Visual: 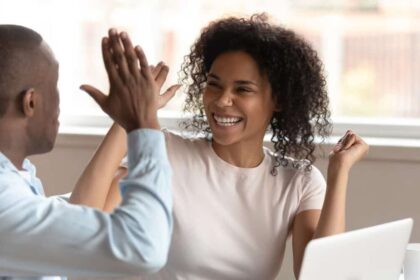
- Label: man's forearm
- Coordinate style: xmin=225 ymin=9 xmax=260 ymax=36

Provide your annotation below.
xmin=0 ymin=130 xmax=172 ymax=276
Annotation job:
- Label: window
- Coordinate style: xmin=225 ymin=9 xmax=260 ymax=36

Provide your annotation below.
xmin=1 ymin=0 xmax=419 ymax=138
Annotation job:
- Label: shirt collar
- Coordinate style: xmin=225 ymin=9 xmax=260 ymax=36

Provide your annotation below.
xmin=0 ymin=152 xmax=21 ymax=172
xmin=0 ymin=152 xmax=43 ymax=195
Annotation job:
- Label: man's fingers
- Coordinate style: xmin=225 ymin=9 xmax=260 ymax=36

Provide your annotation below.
xmin=159 ymin=84 xmax=181 ymax=107
xmin=102 ymin=37 xmax=120 ymax=85
xmin=120 ymin=32 xmax=140 ymax=78
xmin=108 ymin=28 xmax=130 ymax=80
xmin=80 ymin=85 xmax=107 ymax=110
xmin=134 ymin=45 xmax=152 ymax=79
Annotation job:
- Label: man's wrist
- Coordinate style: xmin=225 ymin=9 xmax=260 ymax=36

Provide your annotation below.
xmin=124 ymin=118 xmax=160 ymax=132
xmin=139 ymin=119 xmax=160 ymax=130
xmin=126 ymin=129 xmax=168 ymax=167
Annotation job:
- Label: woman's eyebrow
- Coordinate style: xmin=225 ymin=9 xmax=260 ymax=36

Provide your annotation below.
xmin=208 ymin=73 xmax=258 ymax=86
xmin=235 ymin=80 xmax=257 ymax=86
xmin=207 ymin=73 xmax=220 ymax=80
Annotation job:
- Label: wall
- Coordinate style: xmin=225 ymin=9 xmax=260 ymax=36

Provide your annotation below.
xmin=29 ymin=133 xmax=420 ymax=280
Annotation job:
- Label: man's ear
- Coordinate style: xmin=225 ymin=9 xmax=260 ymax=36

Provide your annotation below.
xmin=21 ymin=88 xmax=36 ymax=117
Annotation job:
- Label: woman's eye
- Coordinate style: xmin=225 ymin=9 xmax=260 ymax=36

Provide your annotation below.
xmin=237 ymin=87 xmax=252 ymax=93
xmin=207 ymin=81 xmax=221 ymax=88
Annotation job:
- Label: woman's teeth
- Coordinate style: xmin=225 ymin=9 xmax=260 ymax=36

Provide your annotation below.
xmin=214 ymin=114 xmax=242 ymax=126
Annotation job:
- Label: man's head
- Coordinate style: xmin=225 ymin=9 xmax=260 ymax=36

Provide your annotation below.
xmin=0 ymin=25 xmax=60 ymax=156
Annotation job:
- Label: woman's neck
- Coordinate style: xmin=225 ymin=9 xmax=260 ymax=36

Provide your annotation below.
xmin=211 ymin=139 xmax=265 ymax=168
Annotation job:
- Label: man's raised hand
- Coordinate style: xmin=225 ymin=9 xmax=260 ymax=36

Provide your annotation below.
xmin=80 ymin=29 xmax=178 ymax=132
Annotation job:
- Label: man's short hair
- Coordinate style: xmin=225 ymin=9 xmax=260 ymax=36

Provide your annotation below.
xmin=0 ymin=25 xmax=44 ymax=116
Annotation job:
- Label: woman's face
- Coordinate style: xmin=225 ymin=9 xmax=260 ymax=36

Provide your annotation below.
xmin=203 ymin=51 xmax=276 ymax=148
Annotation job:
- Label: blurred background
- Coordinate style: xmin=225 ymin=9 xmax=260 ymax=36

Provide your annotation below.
xmin=1 ymin=0 xmax=420 ymax=131
xmin=1 ymin=1 xmax=420 ymax=279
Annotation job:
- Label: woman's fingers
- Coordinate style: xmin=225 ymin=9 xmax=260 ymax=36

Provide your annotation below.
xmin=341 ymin=133 xmax=356 ymax=150
xmin=134 ymin=45 xmax=152 ymax=79
xmin=334 ymin=130 xmax=355 ymax=152
xmin=158 ymin=84 xmax=181 ymax=108
xmin=155 ymin=64 xmax=169 ymax=89
xmin=334 ymin=130 xmax=368 ymax=155
xmin=152 ymin=62 xmax=163 ymax=79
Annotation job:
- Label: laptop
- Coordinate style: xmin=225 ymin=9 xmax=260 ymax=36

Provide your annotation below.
xmin=299 ymin=218 xmax=413 ymax=280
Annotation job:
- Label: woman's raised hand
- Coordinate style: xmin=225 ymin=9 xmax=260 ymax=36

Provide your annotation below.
xmin=329 ymin=130 xmax=369 ymax=172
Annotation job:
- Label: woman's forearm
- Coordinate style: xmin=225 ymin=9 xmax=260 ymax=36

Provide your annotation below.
xmin=69 ymin=122 xmax=127 ymax=209
xmin=313 ymin=164 xmax=349 ymax=238
xmin=313 ymin=130 xmax=369 ymax=238
xmin=294 ymin=131 xmax=368 ymax=278
xmin=103 ymin=167 xmax=126 ymax=212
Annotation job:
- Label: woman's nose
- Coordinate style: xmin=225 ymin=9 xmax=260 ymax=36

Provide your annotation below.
xmin=214 ymin=90 xmax=233 ymax=107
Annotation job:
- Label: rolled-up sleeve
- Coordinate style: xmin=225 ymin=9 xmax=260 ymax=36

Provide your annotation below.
xmin=0 ymin=129 xmax=172 ymax=277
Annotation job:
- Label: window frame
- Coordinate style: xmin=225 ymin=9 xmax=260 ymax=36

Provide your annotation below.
xmin=59 ymin=113 xmax=420 ymax=142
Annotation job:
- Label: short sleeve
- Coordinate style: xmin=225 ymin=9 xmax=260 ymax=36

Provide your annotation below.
xmin=161 ymin=129 xmax=185 ymax=158
xmin=52 ymin=192 xmax=71 ymax=203
xmin=296 ymin=166 xmax=326 ymax=214
xmin=121 ymin=156 xmax=128 ymax=168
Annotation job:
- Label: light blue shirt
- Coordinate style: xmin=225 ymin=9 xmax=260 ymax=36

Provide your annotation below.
xmin=0 ymin=129 xmax=173 ymax=279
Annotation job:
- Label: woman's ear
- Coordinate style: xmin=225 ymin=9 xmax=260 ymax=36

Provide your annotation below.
xmin=21 ymin=88 xmax=36 ymax=117
xmin=272 ymin=96 xmax=282 ymax=112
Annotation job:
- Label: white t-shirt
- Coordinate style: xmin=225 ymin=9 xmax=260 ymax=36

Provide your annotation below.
xmin=143 ymin=130 xmax=326 ymax=280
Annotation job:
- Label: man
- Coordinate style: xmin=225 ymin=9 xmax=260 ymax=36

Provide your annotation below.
xmin=0 ymin=25 xmax=173 ymax=278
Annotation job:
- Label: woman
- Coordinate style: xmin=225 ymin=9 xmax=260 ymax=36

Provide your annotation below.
xmin=73 ymin=14 xmax=368 ymax=279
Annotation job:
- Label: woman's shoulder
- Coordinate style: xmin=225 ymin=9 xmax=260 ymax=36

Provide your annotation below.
xmin=162 ymin=128 xmax=207 ymax=142
xmin=161 ymin=128 xmax=210 ymax=152
xmin=262 ymin=147 xmax=324 ymax=180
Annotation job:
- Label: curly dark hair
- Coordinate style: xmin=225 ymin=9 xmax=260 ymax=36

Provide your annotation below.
xmin=180 ymin=13 xmax=331 ymax=172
